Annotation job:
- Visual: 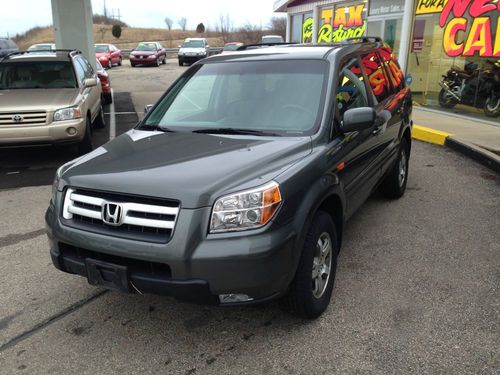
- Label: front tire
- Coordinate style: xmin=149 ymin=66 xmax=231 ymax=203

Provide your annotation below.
xmin=107 ymin=60 xmax=112 ymax=69
xmin=78 ymin=117 xmax=93 ymax=155
xmin=178 ymin=59 xmax=183 ymax=66
xmin=162 ymin=56 xmax=167 ymax=64
xmin=438 ymin=88 xmax=458 ymax=108
xmin=92 ymin=105 xmax=106 ymax=129
xmin=484 ymin=96 xmax=500 ymax=117
xmin=380 ymin=137 xmax=409 ymax=199
xmin=283 ymin=211 xmax=338 ymax=319
xmin=131 ymin=62 xmax=136 ymax=67
xmin=118 ymin=57 xmax=122 ymax=66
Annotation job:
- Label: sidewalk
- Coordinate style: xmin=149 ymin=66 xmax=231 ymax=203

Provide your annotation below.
xmin=412 ymin=107 xmax=500 ymax=173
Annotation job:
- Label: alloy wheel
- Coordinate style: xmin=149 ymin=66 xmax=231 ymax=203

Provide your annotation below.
xmin=312 ymin=232 xmax=332 ymax=299
xmin=399 ymin=149 xmax=407 ymax=187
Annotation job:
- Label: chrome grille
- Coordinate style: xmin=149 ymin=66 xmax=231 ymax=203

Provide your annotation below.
xmin=0 ymin=111 xmax=47 ymax=126
xmin=61 ymin=188 xmax=180 ymax=243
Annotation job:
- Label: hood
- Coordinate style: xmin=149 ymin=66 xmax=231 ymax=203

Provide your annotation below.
xmin=131 ymin=50 xmax=156 ymax=56
xmin=61 ymin=129 xmax=312 ymax=208
xmin=96 ymin=52 xmax=110 ymax=58
xmin=0 ymin=88 xmax=78 ymax=111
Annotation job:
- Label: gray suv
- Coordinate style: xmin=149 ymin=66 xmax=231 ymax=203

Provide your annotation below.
xmin=46 ymin=39 xmax=412 ymax=318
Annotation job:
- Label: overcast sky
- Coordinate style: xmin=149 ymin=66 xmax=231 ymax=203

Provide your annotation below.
xmin=2 ymin=0 xmax=284 ymax=37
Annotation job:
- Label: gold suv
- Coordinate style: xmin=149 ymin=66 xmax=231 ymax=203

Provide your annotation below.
xmin=0 ymin=50 xmax=104 ymax=154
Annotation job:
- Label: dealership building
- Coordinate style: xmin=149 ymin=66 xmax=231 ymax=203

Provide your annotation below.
xmin=274 ymin=0 xmax=500 ymax=118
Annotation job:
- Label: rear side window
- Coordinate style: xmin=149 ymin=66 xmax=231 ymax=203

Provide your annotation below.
xmin=335 ymin=57 xmax=368 ymax=122
xmin=360 ymin=51 xmax=393 ymax=103
xmin=379 ymin=46 xmax=405 ymax=92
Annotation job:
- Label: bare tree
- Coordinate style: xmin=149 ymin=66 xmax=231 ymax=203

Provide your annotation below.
xmin=164 ymin=17 xmax=173 ymax=30
xmin=268 ymin=16 xmax=286 ymax=38
xmin=236 ymin=23 xmax=264 ymax=45
xmin=216 ymin=13 xmax=233 ymax=43
xmin=178 ymin=17 xmax=187 ymax=31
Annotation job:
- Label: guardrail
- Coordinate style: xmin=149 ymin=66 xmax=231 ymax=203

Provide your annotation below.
xmin=121 ymin=47 xmax=223 ymax=58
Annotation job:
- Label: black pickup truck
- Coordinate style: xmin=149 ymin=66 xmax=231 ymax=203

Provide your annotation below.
xmin=46 ymin=39 xmax=412 ymax=319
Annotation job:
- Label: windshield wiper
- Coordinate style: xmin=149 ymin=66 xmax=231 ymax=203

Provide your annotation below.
xmin=156 ymin=125 xmax=176 ymax=132
xmin=192 ymin=128 xmax=280 ymax=136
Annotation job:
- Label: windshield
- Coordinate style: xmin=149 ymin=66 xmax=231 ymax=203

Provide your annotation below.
xmin=182 ymin=40 xmax=204 ymax=48
xmin=0 ymin=61 xmax=76 ymax=89
xmin=262 ymin=37 xmax=283 ymax=43
xmin=28 ymin=44 xmax=53 ymax=51
xmin=136 ymin=43 xmax=157 ymax=51
xmin=223 ymin=44 xmax=240 ymax=51
xmin=143 ymin=60 xmax=327 ymax=136
xmin=95 ymin=45 xmax=109 ymax=53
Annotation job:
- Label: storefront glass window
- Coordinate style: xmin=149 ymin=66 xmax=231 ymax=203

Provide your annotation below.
xmin=408 ymin=1 xmax=500 ymax=119
xmin=291 ymin=14 xmax=303 ymax=43
xmin=317 ymin=1 xmax=367 ymax=43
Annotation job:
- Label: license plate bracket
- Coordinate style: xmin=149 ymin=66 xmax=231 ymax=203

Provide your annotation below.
xmin=85 ymin=258 xmax=130 ymax=293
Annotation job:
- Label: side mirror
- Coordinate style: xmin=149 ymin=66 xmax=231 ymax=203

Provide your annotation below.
xmin=83 ymin=77 xmax=98 ymax=88
xmin=340 ymin=107 xmax=376 ymax=133
xmin=144 ymin=104 xmax=154 ymax=114
xmin=405 ymin=73 xmax=413 ymax=86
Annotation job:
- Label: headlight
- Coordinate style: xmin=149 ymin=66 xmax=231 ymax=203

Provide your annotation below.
xmin=210 ymin=181 xmax=282 ymax=233
xmin=151 ymin=54 xmax=157 ymax=58
xmin=51 ymin=165 xmax=64 ymax=202
xmin=53 ymin=107 xmax=81 ymax=121
xmin=198 ymin=51 xmax=206 ymax=55
xmin=98 ymin=56 xmax=107 ymax=60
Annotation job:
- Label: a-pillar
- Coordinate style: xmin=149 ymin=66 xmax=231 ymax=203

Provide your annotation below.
xmin=51 ymin=0 xmax=95 ymax=68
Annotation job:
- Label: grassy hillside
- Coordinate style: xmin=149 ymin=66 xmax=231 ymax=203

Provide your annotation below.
xmin=15 ymin=24 xmax=224 ymax=50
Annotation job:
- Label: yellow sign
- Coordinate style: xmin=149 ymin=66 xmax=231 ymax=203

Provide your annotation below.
xmin=416 ymin=0 xmax=448 ymax=15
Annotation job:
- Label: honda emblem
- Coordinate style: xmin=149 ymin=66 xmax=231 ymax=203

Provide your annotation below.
xmin=102 ymin=202 xmax=123 ymax=226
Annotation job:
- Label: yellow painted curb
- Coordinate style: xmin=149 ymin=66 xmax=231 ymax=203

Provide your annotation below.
xmin=412 ymin=125 xmax=452 ymax=146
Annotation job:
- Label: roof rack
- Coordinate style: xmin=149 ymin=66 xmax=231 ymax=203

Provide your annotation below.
xmin=237 ymin=42 xmax=297 ymax=51
xmin=1 ymin=49 xmax=81 ymax=61
xmin=341 ymin=37 xmax=383 ymax=45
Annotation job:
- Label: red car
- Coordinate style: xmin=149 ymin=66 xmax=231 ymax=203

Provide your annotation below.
xmin=129 ymin=41 xmax=167 ymax=67
xmin=96 ymin=59 xmax=113 ymax=104
xmin=95 ymin=44 xmax=122 ymax=69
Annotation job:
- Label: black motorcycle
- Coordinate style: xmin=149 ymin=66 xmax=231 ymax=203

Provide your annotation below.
xmin=438 ymin=61 xmax=500 ymax=118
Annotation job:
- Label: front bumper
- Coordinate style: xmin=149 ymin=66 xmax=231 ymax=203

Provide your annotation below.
xmin=0 ymin=118 xmax=86 ymax=146
xmin=45 ymin=196 xmax=298 ymax=305
xmin=130 ymin=56 xmax=157 ymax=65
xmin=178 ymin=54 xmax=206 ymax=63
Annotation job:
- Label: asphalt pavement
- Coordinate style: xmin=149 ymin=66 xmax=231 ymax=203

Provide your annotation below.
xmin=0 ymin=61 xmax=499 ymax=374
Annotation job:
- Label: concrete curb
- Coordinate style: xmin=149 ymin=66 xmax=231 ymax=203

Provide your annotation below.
xmin=412 ymin=125 xmax=500 ymax=174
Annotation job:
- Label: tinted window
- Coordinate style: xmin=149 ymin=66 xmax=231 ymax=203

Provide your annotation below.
xmin=0 ymin=61 xmax=76 ymax=89
xmin=335 ymin=58 xmax=368 ymax=121
xmin=7 ymin=40 xmax=17 ymax=48
xmin=145 ymin=60 xmax=328 ymax=136
xmin=360 ymin=51 xmax=393 ymax=103
xmin=379 ymin=45 xmax=405 ymax=93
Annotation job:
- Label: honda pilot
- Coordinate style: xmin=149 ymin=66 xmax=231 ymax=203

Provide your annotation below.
xmin=46 ymin=39 xmax=412 ymax=319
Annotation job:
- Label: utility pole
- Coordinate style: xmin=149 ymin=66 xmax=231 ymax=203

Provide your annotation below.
xmin=399 ymin=0 xmax=415 ymax=73
xmin=111 ymin=9 xmax=122 ymax=22
xmin=103 ymin=0 xmax=107 ymax=20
